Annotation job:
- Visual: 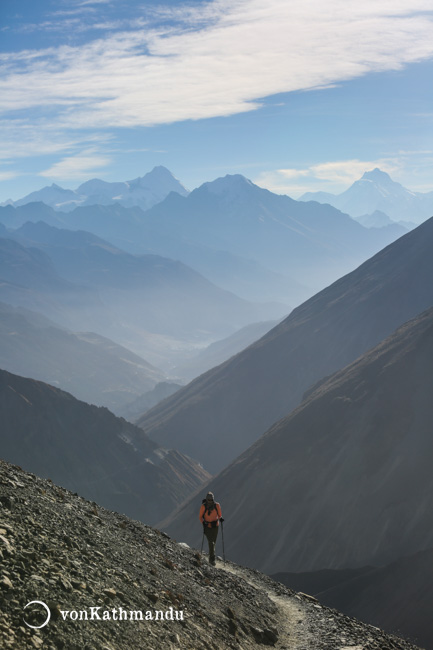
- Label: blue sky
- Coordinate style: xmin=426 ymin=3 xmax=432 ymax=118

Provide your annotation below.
xmin=1 ymin=0 xmax=433 ymax=202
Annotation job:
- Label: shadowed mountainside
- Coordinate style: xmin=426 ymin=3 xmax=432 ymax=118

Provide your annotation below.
xmin=138 ymin=217 xmax=433 ymax=473
xmin=160 ymin=306 xmax=433 ymax=578
xmin=0 ymin=369 xmax=209 ymax=524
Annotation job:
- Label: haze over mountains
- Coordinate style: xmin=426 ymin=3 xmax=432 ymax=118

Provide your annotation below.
xmin=1 ymin=168 xmax=407 ymax=305
xmin=0 ymin=302 xmax=166 ymax=413
xmin=1 ymin=221 xmax=280 ymax=370
xmin=300 ymin=168 xmax=433 ymax=225
xmin=0 ymin=166 xmax=412 ymax=388
xmin=142 ymin=172 xmax=406 ymax=291
xmin=138 ymin=215 xmax=433 ymax=472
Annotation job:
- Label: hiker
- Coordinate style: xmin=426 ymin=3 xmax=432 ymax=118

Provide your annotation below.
xmin=199 ymin=492 xmax=223 ymax=566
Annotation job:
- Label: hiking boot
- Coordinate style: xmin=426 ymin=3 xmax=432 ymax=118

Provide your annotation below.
xmin=209 ymin=558 xmax=216 ymax=566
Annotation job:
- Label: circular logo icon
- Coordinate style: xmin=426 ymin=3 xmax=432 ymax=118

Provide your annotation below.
xmin=23 ymin=601 xmax=51 ymax=629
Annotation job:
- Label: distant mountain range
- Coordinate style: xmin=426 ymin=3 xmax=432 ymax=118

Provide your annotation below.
xmin=0 ymin=302 xmax=165 ymax=413
xmin=1 ymin=223 xmax=282 ymax=369
xmin=0 ymin=172 xmax=407 ymax=305
xmin=138 ymin=216 xmax=433 ymax=473
xmin=3 ymin=166 xmax=189 ymax=212
xmin=161 ymin=305 xmax=433 ymax=576
xmin=0 ymin=368 xmax=209 ymax=524
xmin=300 ymin=168 xmax=433 ymax=225
xmin=142 ymin=173 xmax=407 ymax=290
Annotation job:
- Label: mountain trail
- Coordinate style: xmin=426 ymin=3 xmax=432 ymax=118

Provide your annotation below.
xmin=220 ymin=561 xmax=316 ymax=649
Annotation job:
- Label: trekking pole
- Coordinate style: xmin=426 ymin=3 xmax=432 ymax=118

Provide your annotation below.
xmin=220 ymin=520 xmax=225 ymax=564
xmin=200 ymin=527 xmax=204 ymax=555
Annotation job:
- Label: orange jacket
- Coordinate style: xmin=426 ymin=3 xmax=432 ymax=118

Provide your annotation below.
xmin=199 ymin=502 xmax=222 ymax=528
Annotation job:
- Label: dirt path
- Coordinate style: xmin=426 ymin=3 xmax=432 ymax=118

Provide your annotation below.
xmin=221 ymin=562 xmax=316 ymax=649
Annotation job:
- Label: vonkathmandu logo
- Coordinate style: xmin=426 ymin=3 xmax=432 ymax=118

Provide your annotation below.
xmin=23 ymin=601 xmax=184 ymax=627
xmin=60 ymin=606 xmax=184 ymax=622
xmin=23 ymin=601 xmax=51 ymax=629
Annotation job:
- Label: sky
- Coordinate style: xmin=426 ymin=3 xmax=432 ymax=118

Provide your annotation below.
xmin=0 ymin=0 xmax=433 ymax=202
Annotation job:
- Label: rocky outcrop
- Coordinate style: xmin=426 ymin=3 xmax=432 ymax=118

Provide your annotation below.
xmin=0 ymin=459 xmax=421 ymax=649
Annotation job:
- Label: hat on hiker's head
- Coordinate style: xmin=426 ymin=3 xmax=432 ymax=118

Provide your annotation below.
xmin=206 ymin=492 xmax=214 ymax=501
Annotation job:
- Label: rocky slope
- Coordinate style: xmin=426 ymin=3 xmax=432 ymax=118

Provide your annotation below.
xmin=274 ymin=548 xmax=433 ymax=650
xmin=138 ymin=216 xmax=433 ymax=473
xmin=0 ymin=459 xmax=422 ymax=650
xmin=0 ymin=369 xmax=209 ymax=524
xmin=160 ymin=306 xmax=433 ymax=575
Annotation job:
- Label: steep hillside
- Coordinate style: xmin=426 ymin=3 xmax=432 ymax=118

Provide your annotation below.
xmin=138 ymin=217 xmax=433 ymax=473
xmin=160 ymin=306 xmax=433 ymax=576
xmin=0 ymin=369 xmax=209 ymax=524
xmin=0 ymin=459 xmax=421 ymax=650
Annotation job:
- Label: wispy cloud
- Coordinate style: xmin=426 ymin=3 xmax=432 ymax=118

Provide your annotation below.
xmin=0 ymin=170 xmax=19 ymax=182
xmin=39 ymin=150 xmax=112 ymax=180
xmin=1 ymin=0 xmax=433 ymax=161
xmin=0 ymin=121 xmax=112 ymax=161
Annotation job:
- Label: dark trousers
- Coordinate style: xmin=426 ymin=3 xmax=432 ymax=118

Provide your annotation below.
xmin=204 ymin=526 xmax=218 ymax=561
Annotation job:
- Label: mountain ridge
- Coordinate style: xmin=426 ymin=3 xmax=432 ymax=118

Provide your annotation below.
xmin=300 ymin=167 xmax=433 ymax=223
xmin=5 ymin=166 xmax=188 ymax=212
